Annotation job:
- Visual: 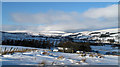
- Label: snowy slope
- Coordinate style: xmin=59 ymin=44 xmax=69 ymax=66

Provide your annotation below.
xmin=1 ymin=28 xmax=120 ymax=43
xmin=1 ymin=45 xmax=118 ymax=65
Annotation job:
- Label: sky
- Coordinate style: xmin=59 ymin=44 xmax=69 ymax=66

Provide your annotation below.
xmin=2 ymin=2 xmax=118 ymax=33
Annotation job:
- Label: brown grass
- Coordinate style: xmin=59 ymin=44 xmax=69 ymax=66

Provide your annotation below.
xmin=96 ymin=54 xmax=104 ymax=58
xmin=81 ymin=54 xmax=86 ymax=57
xmin=113 ymin=55 xmax=120 ymax=56
xmin=38 ymin=60 xmax=47 ymax=66
xmin=51 ymin=61 xmax=55 ymax=65
xmin=98 ymin=55 xmax=104 ymax=58
xmin=89 ymin=54 xmax=94 ymax=57
xmin=80 ymin=58 xmax=86 ymax=62
xmin=57 ymin=56 xmax=64 ymax=59
xmin=42 ymin=52 xmax=50 ymax=55
xmin=1 ymin=47 xmax=38 ymax=55
xmin=76 ymin=61 xmax=81 ymax=64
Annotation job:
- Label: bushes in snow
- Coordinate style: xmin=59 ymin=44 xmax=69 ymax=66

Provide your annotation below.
xmin=88 ymin=53 xmax=104 ymax=58
xmin=1 ymin=47 xmax=37 ymax=55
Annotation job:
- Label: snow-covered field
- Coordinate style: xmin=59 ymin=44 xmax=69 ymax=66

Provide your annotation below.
xmin=0 ymin=45 xmax=118 ymax=66
xmin=91 ymin=45 xmax=119 ymax=55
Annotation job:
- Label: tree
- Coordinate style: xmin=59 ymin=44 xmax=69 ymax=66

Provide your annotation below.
xmin=107 ymin=39 xmax=115 ymax=43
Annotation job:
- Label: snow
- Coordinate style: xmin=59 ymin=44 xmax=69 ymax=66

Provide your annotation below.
xmin=58 ymin=47 xmax=63 ymax=50
xmin=39 ymin=31 xmax=66 ymax=36
xmin=40 ymin=31 xmax=65 ymax=34
xmin=52 ymin=49 xmax=58 ymax=52
xmin=93 ymin=28 xmax=118 ymax=33
xmin=62 ymin=33 xmax=73 ymax=36
xmin=0 ymin=45 xmax=118 ymax=65
xmin=91 ymin=45 xmax=119 ymax=54
xmin=1 ymin=28 xmax=120 ymax=65
xmin=2 ymin=28 xmax=120 ymax=44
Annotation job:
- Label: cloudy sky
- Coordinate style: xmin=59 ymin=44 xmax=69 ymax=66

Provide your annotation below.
xmin=2 ymin=2 xmax=118 ymax=33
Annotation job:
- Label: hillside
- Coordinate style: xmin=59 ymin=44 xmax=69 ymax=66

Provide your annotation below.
xmin=1 ymin=28 xmax=119 ymax=44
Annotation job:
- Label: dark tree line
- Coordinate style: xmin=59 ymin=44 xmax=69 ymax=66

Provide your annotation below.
xmin=57 ymin=41 xmax=91 ymax=53
xmin=2 ymin=39 xmax=55 ymax=49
